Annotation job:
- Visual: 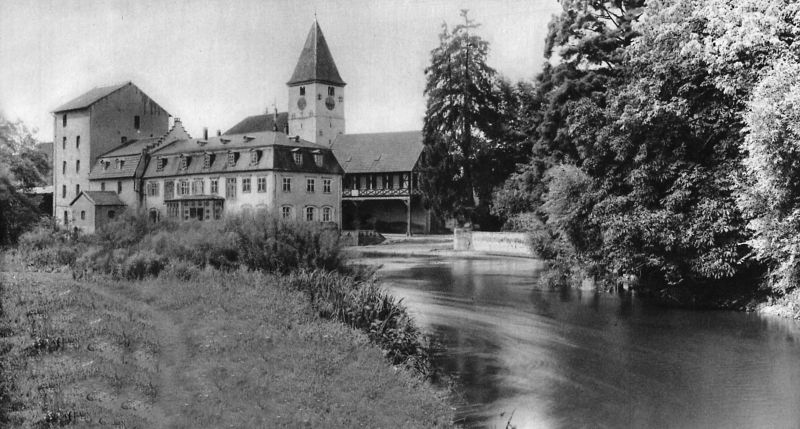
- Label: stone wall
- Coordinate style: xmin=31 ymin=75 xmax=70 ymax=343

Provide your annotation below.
xmin=453 ymin=229 xmax=533 ymax=258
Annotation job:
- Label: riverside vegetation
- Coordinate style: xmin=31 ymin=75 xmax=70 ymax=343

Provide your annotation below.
xmin=0 ymin=214 xmax=452 ymax=428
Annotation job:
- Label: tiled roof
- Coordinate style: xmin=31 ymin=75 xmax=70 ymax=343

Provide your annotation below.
xmin=98 ymin=136 xmax=161 ymax=157
xmin=88 ymin=155 xmax=141 ymax=180
xmin=144 ymin=131 xmax=343 ymax=178
xmin=332 ymin=131 xmax=423 ymax=173
xmin=287 ymin=21 xmax=345 ymax=86
xmin=53 ymin=82 xmax=131 ymax=113
xmin=71 ymin=191 xmax=125 ymax=207
xmin=224 ymin=112 xmax=288 ymax=135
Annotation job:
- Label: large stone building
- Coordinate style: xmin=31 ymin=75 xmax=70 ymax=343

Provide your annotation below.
xmin=52 ymin=21 xmax=430 ymax=234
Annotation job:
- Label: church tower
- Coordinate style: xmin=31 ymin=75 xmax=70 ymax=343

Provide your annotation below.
xmin=287 ymin=20 xmax=346 ymax=145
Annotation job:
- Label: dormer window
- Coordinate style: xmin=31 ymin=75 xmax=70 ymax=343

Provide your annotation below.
xmin=156 ymin=158 xmax=165 ymax=172
xmin=250 ymin=150 xmax=259 ymax=165
xmin=300 ymin=86 xmax=305 ymax=96
xmin=119 ymin=160 xmax=125 ymax=169
xmin=103 ymin=161 xmax=109 ymax=171
xmin=203 ymin=153 xmax=212 ymax=169
xmin=227 ymin=151 xmax=236 ymax=167
xmin=180 ymin=155 xmax=188 ymax=170
xmin=328 ymin=86 xmax=334 ymax=96
xmin=313 ymin=152 xmax=323 ymax=167
xmin=293 ymin=151 xmax=302 ymax=165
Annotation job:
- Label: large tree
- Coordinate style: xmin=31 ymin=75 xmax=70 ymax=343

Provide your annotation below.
xmin=420 ymin=10 xmax=500 ymax=226
xmin=0 ymin=115 xmax=48 ymax=244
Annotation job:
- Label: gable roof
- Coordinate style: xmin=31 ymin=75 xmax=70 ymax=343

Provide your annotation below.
xmin=224 ymin=112 xmax=288 ymax=135
xmin=70 ymin=191 xmax=125 ymax=207
xmin=88 ymin=155 xmax=142 ymax=180
xmin=287 ymin=21 xmax=346 ymax=86
xmin=99 ymin=136 xmax=162 ymax=158
xmin=53 ymin=82 xmax=131 ymax=113
xmin=332 ymin=131 xmax=423 ymax=173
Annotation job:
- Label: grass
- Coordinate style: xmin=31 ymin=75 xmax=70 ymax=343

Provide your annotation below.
xmin=1 ymin=259 xmax=453 ymax=428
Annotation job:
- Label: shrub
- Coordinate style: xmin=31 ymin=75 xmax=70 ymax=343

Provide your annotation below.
xmin=284 ymin=269 xmax=433 ymax=377
xmin=119 ymin=251 xmax=166 ymax=280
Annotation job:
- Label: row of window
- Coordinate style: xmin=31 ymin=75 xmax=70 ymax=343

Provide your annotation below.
xmin=155 ymin=150 xmax=324 ymax=172
xmin=345 ymin=173 xmax=414 ymax=190
xmin=62 ymin=113 xmax=154 ymax=129
xmin=61 ymin=135 xmax=79 ymax=150
xmin=61 ymin=181 xmax=124 ymax=199
xmin=147 ymin=176 xmax=333 ymax=199
xmin=298 ymin=86 xmax=339 ymax=97
xmin=281 ymin=205 xmax=334 ymax=222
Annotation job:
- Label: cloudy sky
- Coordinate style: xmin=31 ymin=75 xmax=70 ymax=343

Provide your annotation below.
xmin=0 ymin=0 xmax=561 ymax=141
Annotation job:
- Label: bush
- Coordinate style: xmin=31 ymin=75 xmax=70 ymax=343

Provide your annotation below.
xmin=119 ymin=251 xmax=166 ymax=280
xmin=284 ymin=269 xmax=433 ymax=377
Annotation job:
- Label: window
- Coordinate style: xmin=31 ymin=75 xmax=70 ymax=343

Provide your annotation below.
xmin=203 ymin=153 xmax=211 ymax=169
xmin=242 ymin=177 xmax=251 ymax=193
xmin=210 ymin=178 xmax=218 ymax=194
xmin=318 ymin=130 xmax=323 ymax=137
xmin=180 ymin=156 xmax=188 ymax=170
xmin=75 ymin=184 xmax=80 ymax=196
xmin=250 ymin=150 xmax=258 ymax=165
xmin=62 ymin=185 xmax=66 ymax=199
xmin=117 ymin=181 xmax=122 ymax=193
xmin=282 ymin=206 xmax=292 ymax=219
xmin=134 ymin=115 xmax=140 ymax=129
xmin=76 ymin=160 xmax=80 ymax=173
xmin=225 ymin=177 xmax=237 ymax=198
xmin=305 ymin=207 xmax=315 ymax=222
xmin=299 ymin=86 xmax=305 ymax=96
xmin=63 ymin=211 xmax=68 ymax=225
xmin=178 ymin=180 xmax=189 ymax=196
xmin=293 ymin=152 xmax=302 ymax=165
xmin=156 ymin=158 xmax=165 ymax=171
xmin=322 ymin=207 xmax=332 ymax=222
xmin=227 ymin=151 xmax=236 ymax=166
xmin=62 ymin=137 xmax=66 ymax=149
xmin=257 ymin=177 xmax=266 ymax=193
xmin=383 ymin=174 xmax=393 ymax=189
xmin=317 ymin=93 xmax=322 ymax=100
xmin=76 ymin=136 xmax=80 ymax=149
xmin=146 ymin=181 xmax=159 ymax=196
xmin=282 ymin=177 xmax=291 ymax=192
xmin=328 ymin=86 xmax=334 ymax=96
xmin=192 ymin=179 xmax=203 ymax=195
xmin=401 ymin=173 xmax=409 ymax=189
xmin=108 ymin=210 xmax=116 ymax=219
xmin=367 ymin=175 xmax=377 ymax=190
xmin=62 ymin=161 xmax=66 ymax=175
xmin=80 ymin=210 xmax=86 ymax=220
xmin=323 ymin=179 xmax=331 ymax=193
xmin=103 ymin=161 xmax=109 ymax=171
xmin=314 ymin=153 xmax=323 ymax=167
xmin=62 ymin=114 xmax=67 ymax=127
xmin=165 ymin=181 xmax=174 ymax=199
xmin=306 ymin=178 xmax=315 ymax=193
xmin=101 ymin=182 xmax=106 ymax=191
xmin=167 ymin=202 xmax=179 ymax=218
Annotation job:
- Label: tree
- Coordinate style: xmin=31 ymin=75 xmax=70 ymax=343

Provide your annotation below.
xmin=420 ymin=10 xmax=500 ymax=225
xmin=0 ymin=115 xmax=48 ymax=244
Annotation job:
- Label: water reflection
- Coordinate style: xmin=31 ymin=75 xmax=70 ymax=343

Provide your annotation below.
xmin=370 ymin=256 xmax=800 ymax=429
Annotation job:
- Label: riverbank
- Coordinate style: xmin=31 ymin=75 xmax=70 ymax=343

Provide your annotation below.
xmin=0 ymin=265 xmax=453 ymax=427
xmin=353 ymin=236 xmax=800 ymax=322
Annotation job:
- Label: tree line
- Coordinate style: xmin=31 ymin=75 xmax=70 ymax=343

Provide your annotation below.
xmin=421 ymin=1 xmax=800 ymax=302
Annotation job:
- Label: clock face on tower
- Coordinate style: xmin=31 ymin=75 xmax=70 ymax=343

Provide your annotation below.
xmin=325 ymin=96 xmax=336 ymax=111
xmin=297 ymin=97 xmax=307 ymax=110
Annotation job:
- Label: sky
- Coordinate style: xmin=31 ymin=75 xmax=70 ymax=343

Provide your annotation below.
xmin=0 ymin=0 xmax=562 ymax=141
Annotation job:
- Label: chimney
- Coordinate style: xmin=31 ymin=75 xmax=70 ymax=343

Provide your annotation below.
xmin=203 ymin=127 xmax=208 ymax=140
xmin=273 ymin=106 xmax=279 ymax=132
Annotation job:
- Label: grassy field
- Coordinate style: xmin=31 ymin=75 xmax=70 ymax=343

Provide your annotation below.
xmin=1 ymin=264 xmax=453 ymax=427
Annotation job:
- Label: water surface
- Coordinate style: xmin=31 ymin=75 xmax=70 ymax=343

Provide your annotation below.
xmin=366 ymin=256 xmax=800 ymax=429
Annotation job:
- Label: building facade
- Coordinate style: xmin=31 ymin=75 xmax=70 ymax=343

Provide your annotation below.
xmin=53 ymin=20 xmax=431 ymax=234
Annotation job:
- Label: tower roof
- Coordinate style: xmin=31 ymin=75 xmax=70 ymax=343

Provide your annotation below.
xmin=287 ymin=21 xmax=346 ymax=87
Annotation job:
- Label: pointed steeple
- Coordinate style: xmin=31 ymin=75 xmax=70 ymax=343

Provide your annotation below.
xmin=287 ymin=20 xmax=346 ymax=86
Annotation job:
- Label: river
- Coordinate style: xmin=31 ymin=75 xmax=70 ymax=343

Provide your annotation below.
xmin=362 ymin=254 xmax=800 ymax=429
